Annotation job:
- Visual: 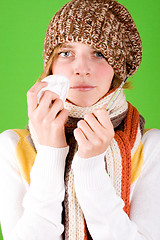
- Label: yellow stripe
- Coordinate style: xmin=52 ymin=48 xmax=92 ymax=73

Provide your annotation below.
xmin=13 ymin=129 xmax=36 ymax=185
xmin=131 ymin=141 xmax=144 ymax=184
xmin=144 ymin=128 xmax=150 ymax=133
xmin=13 ymin=129 xmax=144 ymax=186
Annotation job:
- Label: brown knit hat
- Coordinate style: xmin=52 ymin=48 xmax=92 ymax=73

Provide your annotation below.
xmin=43 ymin=0 xmax=142 ymax=80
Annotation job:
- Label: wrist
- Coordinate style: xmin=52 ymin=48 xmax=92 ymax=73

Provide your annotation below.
xmin=72 ymin=151 xmax=108 ymax=190
xmin=76 ymin=148 xmax=107 ymax=159
xmin=30 ymin=144 xmax=69 ymax=189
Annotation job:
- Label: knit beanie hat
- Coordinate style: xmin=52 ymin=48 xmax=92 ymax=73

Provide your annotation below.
xmin=43 ymin=0 xmax=142 ymax=80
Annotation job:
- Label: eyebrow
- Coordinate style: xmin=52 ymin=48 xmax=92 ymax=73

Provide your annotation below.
xmin=60 ymin=43 xmax=99 ymax=51
xmin=60 ymin=44 xmax=74 ymax=49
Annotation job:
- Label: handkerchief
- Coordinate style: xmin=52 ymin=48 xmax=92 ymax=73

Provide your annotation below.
xmin=37 ymin=75 xmax=69 ymax=103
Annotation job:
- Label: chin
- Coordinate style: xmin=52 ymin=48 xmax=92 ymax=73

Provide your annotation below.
xmin=66 ymin=92 xmax=101 ymax=107
xmin=67 ymin=98 xmax=98 ymax=107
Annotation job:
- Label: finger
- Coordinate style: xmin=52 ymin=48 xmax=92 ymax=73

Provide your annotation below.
xmin=77 ymin=120 xmax=95 ymax=141
xmin=92 ymin=108 xmax=112 ymax=129
xmin=84 ymin=111 xmax=114 ymax=140
xmin=37 ymin=91 xmax=61 ymax=118
xmin=39 ymin=90 xmax=59 ymax=105
xmin=92 ymin=109 xmax=115 ymax=140
xmin=54 ymin=109 xmax=69 ymax=126
xmin=28 ymin=81 xmax=48 ymax=95
xmin=74 ymin=128 xmax=88 ymax=147
xmin=84 ymin=112 xmax=105 ymax=137
xmin=84 ymin=112 xmax=99 ymax=130
xmin=27 ymin=82 xmax=48 ymax=115
xmin=44 ymin=98 xmax=65 ymax=121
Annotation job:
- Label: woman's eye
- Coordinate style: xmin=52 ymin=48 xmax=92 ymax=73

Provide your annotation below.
xmin=94 ymin=52 xmax=105 ymax=58
xmin=58 ymin=51 xmax=72 ymax=57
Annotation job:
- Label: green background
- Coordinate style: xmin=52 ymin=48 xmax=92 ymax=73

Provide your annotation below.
xmin=0 ymin=0 xmax=160 ymax=238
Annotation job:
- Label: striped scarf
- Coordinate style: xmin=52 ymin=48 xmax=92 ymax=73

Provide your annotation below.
xmin=61 ymin=90 xmax=144 ymax=239
xmin=27 ymin=89 xmax=145 ymax=240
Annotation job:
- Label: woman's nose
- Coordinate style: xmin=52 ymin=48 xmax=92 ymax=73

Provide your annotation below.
xmin=73 ymin=56 xmax=91 ymax=76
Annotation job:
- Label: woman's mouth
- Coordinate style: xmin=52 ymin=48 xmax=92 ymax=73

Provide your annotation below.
xmin=70 ymin=85 xmax=95 ymax=91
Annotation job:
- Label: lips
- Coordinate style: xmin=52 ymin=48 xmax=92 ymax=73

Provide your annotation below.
xmin=70 ymin=85 xmax=95 ymax=91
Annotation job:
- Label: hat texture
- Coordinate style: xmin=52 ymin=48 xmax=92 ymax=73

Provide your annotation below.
xmin=43 ymin=0 xmax=142 ymax=80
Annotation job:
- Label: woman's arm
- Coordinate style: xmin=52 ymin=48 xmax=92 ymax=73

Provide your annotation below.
xmin=72 ymin=129 xmax=160 ymax=240
xmin=0 ymin=81 xmax=69 ymax=239
xmin=0 ymin=130 xmax=68 ymax=240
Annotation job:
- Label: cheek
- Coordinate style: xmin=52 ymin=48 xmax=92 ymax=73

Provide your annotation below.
xmin=52 ymin=62 xmax=72 ymax=81
xmin=52 ymin=62 xmax=61 ymax=75
xmin=96 ymin=64 xmax=114 ymax=82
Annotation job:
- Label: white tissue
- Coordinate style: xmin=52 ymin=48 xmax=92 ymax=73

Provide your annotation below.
xmin=37 ymin=75 xmax=69 ymax=103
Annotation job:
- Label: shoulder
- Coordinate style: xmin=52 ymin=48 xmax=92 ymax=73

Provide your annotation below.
xmin=143 ymin=127 xmax=160 ymax=139
xmin=142 ymin=128 xmax=160 ymax=152
xmin=0 ymin=129 xmax=30 ymax=146
xmin=142 ymin=128 xmax=160 ymax=171
xmin=0 ymin=129 xmax=20 ymax=150
xmin=0 ymin=129 xmax=26 ymax=170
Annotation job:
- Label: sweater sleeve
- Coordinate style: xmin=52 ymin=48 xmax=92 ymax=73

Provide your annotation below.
xmin=72 ymin=129 xmax=160 ymax=240
xmin=0 ymin=130 xmax=69 ymax=240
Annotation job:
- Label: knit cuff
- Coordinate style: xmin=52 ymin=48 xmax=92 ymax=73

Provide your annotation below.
xmin=72 ymin=151 xmax=109 ymax=190
xmin=30 ymin=144 xmax=69 ymax=191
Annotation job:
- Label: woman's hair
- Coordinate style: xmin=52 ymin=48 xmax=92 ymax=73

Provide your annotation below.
xmin=38 ymin=46 xmax=60 ymax=81
xmin=38 ymin=44 xmax=132 ymax=90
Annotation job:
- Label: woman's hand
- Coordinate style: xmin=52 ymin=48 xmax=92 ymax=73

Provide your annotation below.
xmin=74 ymin=108 xmax=115 ymax=158
xmin=27 ymin=81 xmax=68 ymax=148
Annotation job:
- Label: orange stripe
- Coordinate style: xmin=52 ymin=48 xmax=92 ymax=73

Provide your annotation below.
xmin=114 ymin=131 xmax=131 ymax=216
xmin=124 ymin=102 xmax=139 ymax=149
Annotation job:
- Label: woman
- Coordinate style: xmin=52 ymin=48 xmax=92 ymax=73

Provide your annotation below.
xmin=0 ymin=0 xmax=160 ymax=239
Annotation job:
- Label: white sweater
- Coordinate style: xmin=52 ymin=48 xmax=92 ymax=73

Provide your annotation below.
xmin=0 ymin=129 xmax=160 ymax=240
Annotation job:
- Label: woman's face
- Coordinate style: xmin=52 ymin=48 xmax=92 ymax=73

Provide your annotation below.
xmin=52 ymin=42 xmax=114 ymax=107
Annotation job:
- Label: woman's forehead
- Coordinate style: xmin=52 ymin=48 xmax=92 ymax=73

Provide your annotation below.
xmin=60 ymin=42 xmax=98 ymax=51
